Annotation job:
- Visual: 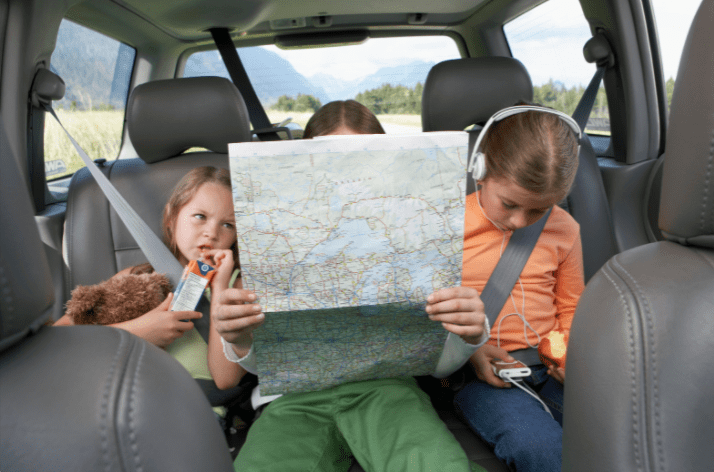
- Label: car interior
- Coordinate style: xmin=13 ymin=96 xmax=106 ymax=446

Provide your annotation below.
xmin=1 ymin=0 xmax=712 ymax=471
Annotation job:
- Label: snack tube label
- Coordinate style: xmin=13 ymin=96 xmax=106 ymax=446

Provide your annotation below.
xmin=170 ymin=259 xmax=216 ymax=311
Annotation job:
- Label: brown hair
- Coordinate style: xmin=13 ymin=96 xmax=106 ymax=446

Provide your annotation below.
xmin=481 ymin=108 xmax=579 ymax=200
xmin=303 ymin=100 xmax=386 ymax=139
xmin=162 ymin=166 xmax=239 ymax=269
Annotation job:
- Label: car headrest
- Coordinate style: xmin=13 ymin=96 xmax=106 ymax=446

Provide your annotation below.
xmin=0 ymin=120 xmax=54 ymax=352
xmin=127 ymin=77 xmax=252 ymax=164
xmin=658 ymin=1 xmax=714 ymax=248
xmin=422 ymin=57 xmax=533 ymax=132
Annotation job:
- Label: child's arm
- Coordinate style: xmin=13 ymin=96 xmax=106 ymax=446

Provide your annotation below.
xmin=549 ymin=231 xmax=585 ymax=383
xmin=206 ymin=250 xmax=263 ymax=389
xmin=54 ymin=268 xmax=201 ymax=348
xmin=426 ymin=286 xmax=491 ymax=377
xmin=426 ymin=286 xmax=488 ymax=345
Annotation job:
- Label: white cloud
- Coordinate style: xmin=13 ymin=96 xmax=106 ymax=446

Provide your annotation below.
xmin=268 ymin=37 xmax=460 ymax=81
xmin=266 ymin=0 xmax=701 ymax=87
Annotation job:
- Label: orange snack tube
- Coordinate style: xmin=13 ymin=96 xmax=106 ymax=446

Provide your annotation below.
xmin=538 ymin=329 xmax=569 ymax=370
xmin=169 ymin=259 xmax=216 ymax=312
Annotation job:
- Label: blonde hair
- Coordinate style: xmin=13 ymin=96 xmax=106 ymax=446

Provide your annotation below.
xmin=481 ymin=109 xmax=579 ymax=200
xmin=162 ymin=166 xmax=239 ymax=268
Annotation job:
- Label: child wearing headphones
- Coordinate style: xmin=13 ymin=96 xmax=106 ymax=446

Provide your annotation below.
xmin=454 ymin=105 xmax=585 ymax=472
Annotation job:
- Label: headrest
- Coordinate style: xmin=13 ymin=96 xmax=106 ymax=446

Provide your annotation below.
xmin=422 ymin=57 xmax=533 ymax=132
xmin=659 ymin=1 xmax=714 ymax=248
xmin=0 ymin=120 xmax=54 ymax=352
xmin=127 ymin=77 xmax=252 ymax=164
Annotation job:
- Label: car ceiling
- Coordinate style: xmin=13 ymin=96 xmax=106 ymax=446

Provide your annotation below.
xmin=63 ymin=0 xmax=546 ymax=49
xmin=100 ymin=0 xmax=489 ymax=39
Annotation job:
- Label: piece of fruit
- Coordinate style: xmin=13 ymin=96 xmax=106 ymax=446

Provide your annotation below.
xmin=538 ymin=329 xmax=568 ymax=370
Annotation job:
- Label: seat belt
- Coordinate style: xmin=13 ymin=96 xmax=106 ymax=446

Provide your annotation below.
xmin=42 ymin=103 xmax=258 ymax=408
xmin=209 ymin=28 xmax=281 ymax=142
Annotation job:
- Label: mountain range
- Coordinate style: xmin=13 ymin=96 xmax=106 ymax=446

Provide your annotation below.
xmin=51 ymin=20 xmax=436 ymax=110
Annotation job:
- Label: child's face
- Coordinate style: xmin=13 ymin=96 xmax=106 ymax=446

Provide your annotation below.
xmin=479 ymin=176 xmax=561 ymax=231
xmin=174 ymin=182 xmax=236 ymax=265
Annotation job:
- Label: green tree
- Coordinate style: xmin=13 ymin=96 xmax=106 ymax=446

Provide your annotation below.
xmin=294 ymin=94 xmax=322 ymax=112
xmin=355 ymin=82 xmax=424 ymax=115
xmin=665 ymin=77 xmax=675 ymax=114
xmin=273 ymin=95 xmax=295 ymax=111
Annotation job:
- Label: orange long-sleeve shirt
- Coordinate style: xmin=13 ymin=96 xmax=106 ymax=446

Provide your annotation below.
xmin=462 ymin=192 xmax=584 ymax=352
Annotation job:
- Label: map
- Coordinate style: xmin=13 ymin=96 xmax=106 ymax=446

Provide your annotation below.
xmin=229 ymin=132 xmax=468 ymax=395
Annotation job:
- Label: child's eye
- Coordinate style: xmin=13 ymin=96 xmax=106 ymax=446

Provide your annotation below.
xmin=223 ymin=222 xmax=235 ymax=229
xmin=502 ymin=201 xmax=517 ymax=210
xmin=193 ymin=213 xmax=206 ymax=220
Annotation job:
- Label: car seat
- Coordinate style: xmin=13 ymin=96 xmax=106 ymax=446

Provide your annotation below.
xmin=0 ymin=115 xmax=234 ymax=471
xmin=64 ymin=76 xmax=251 ymax=292
xmin=562 ymin=1 xmax=714 ymax=470
xmin=422 ymin=56 xmax=618 ymax=282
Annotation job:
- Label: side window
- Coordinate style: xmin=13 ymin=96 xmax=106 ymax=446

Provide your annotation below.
xmin=649 ymin=0 xmax=700 ymax=115
xmin=44 ymin=19 xmax=135 ymax=180
xmin=184 ymin=36 xmax=461 ymax=135
xmin=504 ymin=0 xmax=609 ymax=136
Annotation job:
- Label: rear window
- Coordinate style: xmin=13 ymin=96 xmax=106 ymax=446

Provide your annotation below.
xmin=184 ymin=36 xmax=461 ymax=134
xmin=44 ymin=19 xmax=135 ymax=180
xmin=505 ymin=0 xmax=609 ymax=136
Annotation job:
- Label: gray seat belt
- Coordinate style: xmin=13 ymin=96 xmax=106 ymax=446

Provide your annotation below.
xmin=43 ymin=104 xmax=214 ymax=340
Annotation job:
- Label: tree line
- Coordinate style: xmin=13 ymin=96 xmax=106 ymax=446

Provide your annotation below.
xmin=271 ymin=77 xmax=677 ymax=117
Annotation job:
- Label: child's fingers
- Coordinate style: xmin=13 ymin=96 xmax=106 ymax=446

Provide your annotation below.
xmin=439 ymin=321 xmax=485 ymax=340
xmin=427 ymin=286 xmax=481 ymax=305
xmin=172 ymin=310 xmax=202 ymax=320
xmin=426 ymin=294 xmax=484 ymax=318
xmin=217 ymin=287 xmax=257 ymax=306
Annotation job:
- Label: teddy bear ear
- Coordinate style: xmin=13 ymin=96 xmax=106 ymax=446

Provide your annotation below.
xmin=65 ymin=284 xmax=105 ymax=325
xmin=155 ymin=273 xmax=173 ymax=297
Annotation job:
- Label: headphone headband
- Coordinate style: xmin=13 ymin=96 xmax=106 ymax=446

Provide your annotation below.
xmin=467 ymin=105 xmax=583 ymax=181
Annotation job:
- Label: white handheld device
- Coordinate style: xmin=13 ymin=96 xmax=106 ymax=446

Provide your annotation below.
xmin=491 ymin=360 xmax=531 ymax=382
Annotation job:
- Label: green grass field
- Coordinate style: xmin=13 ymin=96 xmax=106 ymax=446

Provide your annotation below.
xmin=45 ymin=109 xmax=124 ymax=179
xmin=45 ymin=108 xmax=608 ymax=180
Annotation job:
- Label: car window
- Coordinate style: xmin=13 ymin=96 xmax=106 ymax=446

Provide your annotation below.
xmin=44 ymin=19 xmax=135 ymax=181
xmin=184 ymin=36 xmax=461 ymax=134
xmin=504 ymin=0 xmax=609 ymax=136
xmin=649 ymin=0 xmax=701 ymax=115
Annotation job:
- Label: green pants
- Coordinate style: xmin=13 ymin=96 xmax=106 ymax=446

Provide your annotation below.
xmin=234 ymin=377 xmax=481 ymax=472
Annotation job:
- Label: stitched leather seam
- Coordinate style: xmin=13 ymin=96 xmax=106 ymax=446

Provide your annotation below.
xmin=100 ymin=334 xmax=127 ymax=472
xmin=702 ymin=128 xmax=714 ymax=232
xmin=601 ymin=265 xmax=644 ymax=472
xmin=128 ymin=341 xmax=147 ymax=472
xmin=614 ymin=259 xmax=664 ymax=472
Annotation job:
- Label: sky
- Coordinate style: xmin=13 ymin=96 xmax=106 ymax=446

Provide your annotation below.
xmin=267 ymin=0 xmax=702 ymax=89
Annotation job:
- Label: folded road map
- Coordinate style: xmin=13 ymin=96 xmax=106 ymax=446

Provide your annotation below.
xmin=229 ymin=132 xmax=467 ymax=395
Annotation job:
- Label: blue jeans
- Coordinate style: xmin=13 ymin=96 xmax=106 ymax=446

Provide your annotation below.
xmin=453 ymin=365 xmax=563 ymax=472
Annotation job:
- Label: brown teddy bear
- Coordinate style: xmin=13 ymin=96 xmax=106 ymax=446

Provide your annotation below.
xmin=65 ymin=264 xmax=172 ymax=325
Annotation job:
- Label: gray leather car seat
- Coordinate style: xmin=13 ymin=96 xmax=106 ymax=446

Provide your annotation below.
xmin=562 ymin=1 xmax=714 ymax=470
xmin=0 ymin=116 xmax=234 ymax=470
xmin=422 ymin=56 xmax=618 ymax=281
xmin=64 ymin=76 xmax=251 ymax=291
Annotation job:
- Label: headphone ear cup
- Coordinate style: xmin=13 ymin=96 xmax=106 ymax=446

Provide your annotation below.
xmin=471 ymin=152 xmax=486 ymax=181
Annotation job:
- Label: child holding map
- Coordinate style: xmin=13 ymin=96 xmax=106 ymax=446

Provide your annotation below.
xmin=210 ymin=119 xmax=490 ymax=471
xmin=302 ymin=100 xmax=386 ymax=138
xmin=452 ymin=105 xmax=585 ymax=472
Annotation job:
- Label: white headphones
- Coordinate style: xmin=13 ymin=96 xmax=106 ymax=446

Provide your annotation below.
xmin=467 ymin=105 xmax=583 ymax=182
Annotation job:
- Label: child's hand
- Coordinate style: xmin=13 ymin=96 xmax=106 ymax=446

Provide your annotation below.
xmin=116 ymin=293 xmax=201 ymax=348
xmin=211 ymin=287 xmax=264 ymax=356
xmin=470 ymin=344 xmax=514 ymax=389
xmin=547 ymin=365 xmax=565 ymax=384
xmin=205 ymin=249 xmax=234 ymax=293
xmin=426 ymin=286 xmax=486 ymax=345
